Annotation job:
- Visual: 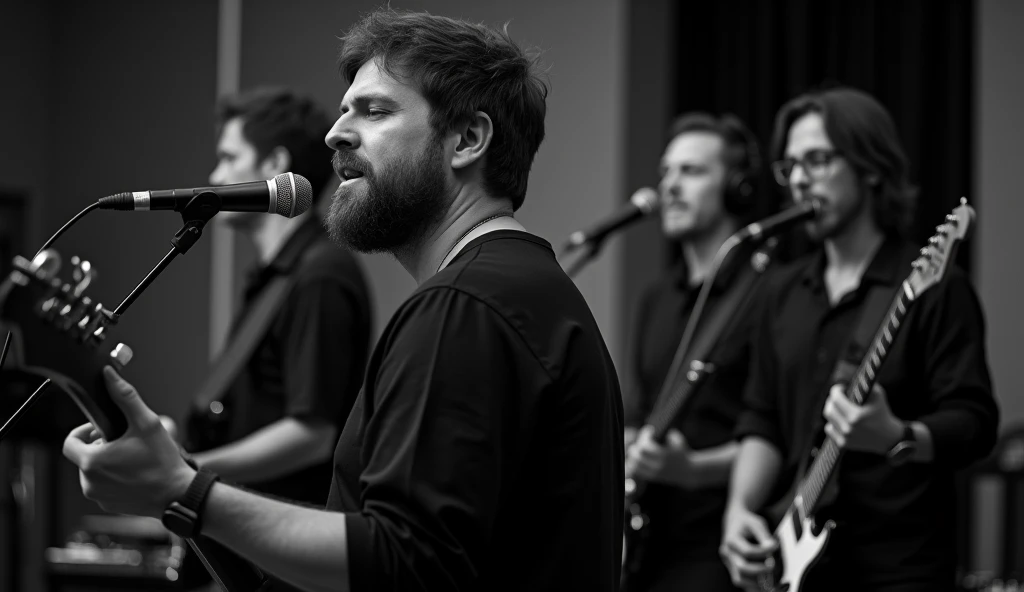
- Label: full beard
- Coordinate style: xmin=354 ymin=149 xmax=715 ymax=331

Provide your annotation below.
xmin=326 ymin=140 xmax=451 ymax=255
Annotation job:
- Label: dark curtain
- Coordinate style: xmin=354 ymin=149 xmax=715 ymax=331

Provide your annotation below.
xmin=671 ymin=0 xmax=975 ymax=267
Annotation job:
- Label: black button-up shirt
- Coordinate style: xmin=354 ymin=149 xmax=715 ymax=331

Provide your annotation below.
xmin=328 ymin=230 xmax=624 ymax=592
xmin=736 ymin=236 xmax=999 ymax=584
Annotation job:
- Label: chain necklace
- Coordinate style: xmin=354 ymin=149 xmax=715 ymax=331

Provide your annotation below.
xmin=436 ymin=213 xmax=512 ymax=272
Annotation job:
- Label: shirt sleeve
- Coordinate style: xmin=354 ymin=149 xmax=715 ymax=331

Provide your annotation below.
xmin=734 ymin=274 xmax=784 ymax=449
xmin=344 ymin=287 xmax=544 ymax=592
xmin=913 ymin=268 xmax=999 ymax=468
xmin=280 ymin=275 xmax=363 ymax=423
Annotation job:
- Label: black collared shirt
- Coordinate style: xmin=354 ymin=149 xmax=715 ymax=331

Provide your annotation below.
xmin=327 ymin=230 xmax=624 ymax=592
xmin=736 ymin=236 xmax=999 ymax=583
xmin=625 ymin=247 xmax=766 ymax=559
xmin=191 ymin=216 xmax=372 ymax=506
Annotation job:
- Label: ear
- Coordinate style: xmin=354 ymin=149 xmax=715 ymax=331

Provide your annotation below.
xmin=451 ymin=111 xmax=494 ymax=170
xmin=260 ymin=146 xmax=292 ymax=178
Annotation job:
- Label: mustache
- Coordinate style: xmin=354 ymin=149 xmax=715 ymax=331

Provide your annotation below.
xmin=332 ymin=151 xmax=374 ymax=177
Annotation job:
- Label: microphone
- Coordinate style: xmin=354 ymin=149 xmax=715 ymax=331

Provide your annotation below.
xmin=734 ymin=198 xmax=821 ymax=242
xmin=564 ymin=187 xmax=659 ymax=251
xmin=96 ymin=172 xmax=313 ymax=219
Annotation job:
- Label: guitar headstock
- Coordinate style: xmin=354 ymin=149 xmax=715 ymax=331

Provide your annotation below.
xmin=907 ymin=198 xmax=975 ymax=298
xmin=0 ymin=250 xmax=132 ymax=440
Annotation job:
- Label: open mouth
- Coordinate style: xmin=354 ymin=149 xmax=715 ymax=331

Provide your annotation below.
xmin=340 ymin=168 xmax=365 ymax=182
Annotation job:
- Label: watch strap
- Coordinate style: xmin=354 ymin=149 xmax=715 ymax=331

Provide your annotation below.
xmin=171 ymin=468 xmax=220 ymax=536
xmin=183 ymin=468 xmax=219 ymax=514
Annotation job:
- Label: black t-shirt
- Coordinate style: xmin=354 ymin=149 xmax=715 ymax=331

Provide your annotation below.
xmin=327 ymin=230 xmax=624 ymax=592
xmin=624 ymin=248 xmax=765 ymax=560
xmin=188 ymin=216 xmax=373 ymax=506
xmin=736 ymin=236 xmax=999 ymax=585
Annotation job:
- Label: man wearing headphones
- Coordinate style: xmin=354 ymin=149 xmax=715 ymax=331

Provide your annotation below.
xmin=623 ymin=113 xmax=765 ymax=591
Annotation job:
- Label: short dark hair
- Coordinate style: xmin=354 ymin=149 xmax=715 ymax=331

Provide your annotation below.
xmin=215 ymin=87 xmax=335 ymax=199
xmin=771 ymin=87 xmax=917 ymax=237
xmin=667 ymin=112 xmax=762 ymax=182
xmin=338 ymin=9 xmax=548 ymax=211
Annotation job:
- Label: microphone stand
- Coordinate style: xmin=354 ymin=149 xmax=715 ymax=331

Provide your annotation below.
xmin=560 ymin=239 xmax=604 ymax=279
xmin=111 ymin=190 xmax=220 ymax=319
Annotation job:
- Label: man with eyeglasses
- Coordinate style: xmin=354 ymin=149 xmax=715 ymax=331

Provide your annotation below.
xmin=719 ymin=87 xmax=998 ymax=591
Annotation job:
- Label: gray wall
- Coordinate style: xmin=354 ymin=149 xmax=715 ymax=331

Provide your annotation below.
xmin=977 ymin=0 xmax=1024 ymax=432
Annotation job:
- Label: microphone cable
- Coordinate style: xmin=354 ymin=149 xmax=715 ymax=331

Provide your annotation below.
xmin=0 ymin=202 xmax=100 ymax=370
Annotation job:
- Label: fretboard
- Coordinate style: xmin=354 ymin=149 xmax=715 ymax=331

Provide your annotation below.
xmin=794 ymin=281 xmax=914 ymax=516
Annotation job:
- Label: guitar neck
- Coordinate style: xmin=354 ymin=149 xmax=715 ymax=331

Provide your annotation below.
xmin=793 ymin=281 xmax=915 ymax=516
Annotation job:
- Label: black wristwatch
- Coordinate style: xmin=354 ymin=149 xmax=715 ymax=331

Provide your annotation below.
xmin=886 ymin=423 xmax=917 ymax=466
xmin=161 ymin=468 xmax=220 ymax=538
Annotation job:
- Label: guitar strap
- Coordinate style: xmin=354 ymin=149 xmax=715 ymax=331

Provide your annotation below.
xmin=191 ymin=275 xmax=293 ymax=412
xmin=191 ymin=223 xmax=321 ymax=415
xmin=647 ymin=247 xmax=769 ymax=430
xmin=793 ymin=283 xmax=897 ymax=483
xmin=831 ymin=284 xmax=897 ymax=405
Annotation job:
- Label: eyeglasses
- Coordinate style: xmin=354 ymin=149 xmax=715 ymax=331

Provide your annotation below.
xmin=771 ymin=149 xmax=842 ymax=186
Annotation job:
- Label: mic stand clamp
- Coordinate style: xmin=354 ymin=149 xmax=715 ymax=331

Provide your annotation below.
xmin=171 ymin=191 xmax=221 ymax=255
xmin=112 ymin=192 xmax=221 ymax=319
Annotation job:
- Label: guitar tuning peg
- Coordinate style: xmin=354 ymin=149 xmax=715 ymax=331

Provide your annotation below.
xmin=928 ymin=236 xmax=940 ymax=245
xmin=29 ymin=249 xmax=62 ymax=280
xmin=71 ymin=257 xmax=96 ymax=298
xmin=110 ymin=343 xmax=133 ymax=367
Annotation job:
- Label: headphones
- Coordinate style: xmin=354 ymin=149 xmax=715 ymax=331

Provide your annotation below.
xmin=717 ymin=114 xmax=762 ymax=216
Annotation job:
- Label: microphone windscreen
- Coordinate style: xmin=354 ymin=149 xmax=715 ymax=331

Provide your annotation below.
xmin=273 ymin=173 xmax=314 ymax=218
xmin=629 ymin=187 xmax=659 ymax=214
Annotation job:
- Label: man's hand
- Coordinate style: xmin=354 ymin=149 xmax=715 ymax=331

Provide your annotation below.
xmin=62 ymin=367 xmax=196 ymax=518
xmin=625 ymin=425 xmax=699 ymax=489
xmin=823 ymin=383 xmax=904 ymax=454
xmin=159 ymin=415 xmax=179 ymax=443
xmin=719 ymin=505 xmax=777 ymax=591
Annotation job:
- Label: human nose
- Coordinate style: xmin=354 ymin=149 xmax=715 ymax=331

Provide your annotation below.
xmin=325 ymin=113 xmax=359 ymax=151
xmin=659 ymin=172 xmax=681 ymax=202
xmin=209 ymin=162 xmax=225 ymax=186
xmin=789 ymin=160 xmax=811 ymax=190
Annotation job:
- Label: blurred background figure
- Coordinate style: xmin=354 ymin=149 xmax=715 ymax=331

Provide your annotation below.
xmin=622 ymin=113 xmax=768 ymax=592
xmin=183 ymin=87 xmax=372 ymax=505
xmin=721 ymin=87 xmax=999 ymax=592
xmin=177 ymin=87 xmax=373 ymax=590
